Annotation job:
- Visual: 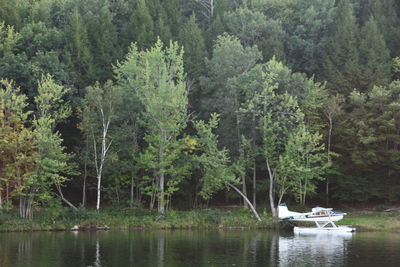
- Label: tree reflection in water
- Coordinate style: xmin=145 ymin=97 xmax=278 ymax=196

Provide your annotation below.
xmin=2 ymin=230 xmax=400 ymax=266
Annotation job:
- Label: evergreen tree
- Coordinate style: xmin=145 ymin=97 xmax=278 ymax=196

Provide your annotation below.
xmin=322 ymin=0 xmax=360 ymax=94
xmin=205 ymin=14 xmax=225 ymax=53
xmin=64 ymin=7 xmax=94 ymax=89
xmin=335 ymin=82 xmax=400 ymax=201
xmin=164 ymin=0 xmax=182 ymax=37
xmin=284 ymin=0 xmax=336 ymax=75
xmin=178 ymin=14 xmax=207 ymax=80
xmin=87 ymin=3 xmax=121 ymax=82
xmin=358 ymin=0 xmax=400 ymax=56
xmin=123 ymin=0 xmax=155 ymax=50
xmin=358 ymin=17 xmax=391 ymax=90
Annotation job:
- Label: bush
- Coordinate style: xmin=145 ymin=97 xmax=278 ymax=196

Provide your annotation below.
xmin=374 ymin=204 xmax=388 ymax=212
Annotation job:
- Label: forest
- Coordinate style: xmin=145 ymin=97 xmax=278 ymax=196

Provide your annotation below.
xmin=1 ymin=0 xmax=400 ymax=220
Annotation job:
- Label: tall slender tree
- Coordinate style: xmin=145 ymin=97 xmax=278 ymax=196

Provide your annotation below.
xmin=115 ymin=39 xmax=188 ymax=214
xmin=82 ymin=81 xmax=122 ymax=211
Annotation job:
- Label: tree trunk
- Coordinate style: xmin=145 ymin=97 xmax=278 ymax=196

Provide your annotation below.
xmin=251 ymin=114 xmax=257 ymax=209
xmin=94 ymin=107 xmax=112 ymax=211
xmin=158 ymin=171 xmax=165 ymax=214
xmin=252 ymin=161 xmax=256 ymax=209
xmin=227 ymin=183 xmax=261 ymax=221
xmin=158 ymin=138 xmax=165 ymax=214
xmin=326 ymin=116 xmax=333 ymax=205
xmin=55 ymin=182 xmax=78 ymax=211
xmin=130 ymin=176 xmax=134 ymax=208
xmin=82 ymin=171 xmax=87 ymax=207
xmin=328 ymin=117 xmax=332 ymax=160
xmin=242 ymin=174 xmax=248 ymax=208
xmin=266 ymin=159 xmax=277 ymax=217
xmin=19 ymin=195 xmax=33 ymax=219
xmin=150 ymin=188 xmax=156 ymax=209
xmin=96 ymin=172 xmax=102 ymax=210
xmin=235 ymin=99 xmax=247 ymax=209
xmin=82 ymin=137 xmax=88 ymax=207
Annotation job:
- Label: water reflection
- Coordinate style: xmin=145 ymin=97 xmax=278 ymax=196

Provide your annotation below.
xmin=278 ymin=232 xmax=353 ymax=267
xmin=1 ymin=230 xmax=400 ymax=266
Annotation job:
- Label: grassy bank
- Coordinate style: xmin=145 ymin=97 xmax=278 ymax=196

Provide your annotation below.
xmin=0 ymin=208 xmax=274 ymax=232
xmin=1 ymin=207 xmax=399 ymax=232
xmin=338 ymin=211 xmax=400 ymax=232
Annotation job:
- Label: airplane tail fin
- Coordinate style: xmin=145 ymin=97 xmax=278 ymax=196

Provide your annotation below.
xmin=278 ymin=203 xmax=291 ymax=218
xmin=278 ymin=203 xmax=302 ymax=219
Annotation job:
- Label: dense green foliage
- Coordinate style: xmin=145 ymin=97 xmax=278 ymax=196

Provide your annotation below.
xmin=1 ymin=0 xmax=400 ymax=219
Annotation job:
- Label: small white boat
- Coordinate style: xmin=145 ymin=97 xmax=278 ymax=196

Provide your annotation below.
xmin=278 ymin=203 xmax=356 ymax=233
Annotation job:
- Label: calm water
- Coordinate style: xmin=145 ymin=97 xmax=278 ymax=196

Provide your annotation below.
xmin=0 ymin=230 xmax=399 ymax=267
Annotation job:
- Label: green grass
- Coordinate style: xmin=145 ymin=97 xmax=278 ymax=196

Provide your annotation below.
xmin=0 ymin=207 xmax=275 ymax=232
xmin=1 ymin=207 xmax=399 ymax=233
xmin=338 ymin=212 xmax=400 ymax=232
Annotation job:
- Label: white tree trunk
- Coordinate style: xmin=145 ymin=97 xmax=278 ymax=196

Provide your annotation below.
xmin=326 ymin=116 xmax=333 ymax=205
xmin=266 ymin=159 xmax=277 ymax=217
xmin=227 ymin=183 xmax=261 ymax=221
xmin=158 ymin=136 xmax=165 ymax=214
xmin=252 ymin=161 xmax=256 ymax=209
xmin=94 ymin=106 xmax=112 ymax=211
xmin=194 ymin=0 xmax=215 ymax=24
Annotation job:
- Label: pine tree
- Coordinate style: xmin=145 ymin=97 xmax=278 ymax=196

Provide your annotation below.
xmin=322 ymin=0 xmax=360 ymax=94
xmin=164 ymin=0 xmax=182 ymax=37
xmin=123 ymin=0 xmax=155 ymax=50
xmin=87 ymin=3 xmax=121 ymax=82
xmin=178 ymin=14 xmax=207 ymax=80
xmin=359 ymin=17 xmax=391 ymax=90
xmin=205 ymin=14 xmax=225 ymax=53
xmin=358 ymin=0 xmax=400 ymax=56
xmin=64 ymin=7 xmax=94 ymax=89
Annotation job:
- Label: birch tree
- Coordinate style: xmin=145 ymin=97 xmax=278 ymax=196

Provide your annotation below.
xmin=323 ymin=94 xmax=343 ymax=203
xmin=82 ymin=81 xmax=121 ymax=211
xmin=193 ymin=0 xmax=216 ymax=25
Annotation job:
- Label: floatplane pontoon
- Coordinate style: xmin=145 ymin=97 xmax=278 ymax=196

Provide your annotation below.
xmin=278 ymin=203 xmax=355 ymax=233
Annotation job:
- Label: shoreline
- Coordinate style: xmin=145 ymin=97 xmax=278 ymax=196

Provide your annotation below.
xmin=1 ymin=208 xmax=399 ymax=233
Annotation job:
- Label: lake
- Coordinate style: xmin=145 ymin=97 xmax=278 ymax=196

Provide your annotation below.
xmin=0 ymin=230 xmax=399 ymax=266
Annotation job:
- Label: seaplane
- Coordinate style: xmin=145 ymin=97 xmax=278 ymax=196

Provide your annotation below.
xmin=278 ymin=203 xmax=356 ymax=233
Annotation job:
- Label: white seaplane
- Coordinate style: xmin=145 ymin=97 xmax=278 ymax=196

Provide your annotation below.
xmin=278 ymin=203 xmax=356 ymax=233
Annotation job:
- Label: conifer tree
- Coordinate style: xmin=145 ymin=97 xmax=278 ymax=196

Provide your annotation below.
xmin=359 ymin=17 xmax=391 ymax=90
xmin=178 ymin=14 xmax=207 ymax=80
xmin=322 ymin=0 xmax=359 ymax=94
xmin=64 ymin=7 xmax=94 ymax=89
xmin=124 ymin=0 xmax=155 ymax=49
xmin=87 ymin=3 xmax=121 ymax=82
xmin=358 ymin=0 xmax=400 ymax=55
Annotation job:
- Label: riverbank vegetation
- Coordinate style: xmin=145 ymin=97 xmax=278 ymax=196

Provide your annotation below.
xmin=1 ymin=0 xmax=400 ymax=223
xmin=0 ymin=208 xmax=274 ymax=231
xmin=1 ymin=206 xmax=399 ymax=232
